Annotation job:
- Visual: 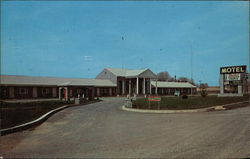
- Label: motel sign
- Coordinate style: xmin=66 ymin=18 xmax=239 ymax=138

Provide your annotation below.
xmin=220 ymin=65 xmax=246 ymax=74
xmin=219 ymin=65 xmax=247 ymax=96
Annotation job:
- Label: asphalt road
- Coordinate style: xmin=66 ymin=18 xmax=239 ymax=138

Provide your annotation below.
xmin=1 ymin=97 xmax=250 ymax=158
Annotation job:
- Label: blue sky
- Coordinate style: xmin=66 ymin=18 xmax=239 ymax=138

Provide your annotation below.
xmin=1 ymin=1 xmax=249 ymax=86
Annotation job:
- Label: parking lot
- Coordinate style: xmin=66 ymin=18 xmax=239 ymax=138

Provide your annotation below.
xmin=1 ymin=97 xmax=250 ymax=158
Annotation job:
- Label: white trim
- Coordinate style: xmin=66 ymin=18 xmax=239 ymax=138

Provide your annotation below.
xmin=143 ymin=78 xmax=145 ymax=94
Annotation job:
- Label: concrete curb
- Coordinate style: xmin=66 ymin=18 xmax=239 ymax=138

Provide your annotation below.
xmin=122 ymin=101 xmax=249 ymax=114
xmin=0 ymin=103 xmax=79 ymax=136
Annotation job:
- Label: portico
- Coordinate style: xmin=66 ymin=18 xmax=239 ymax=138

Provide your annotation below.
xmin=114 ymin=69 xmax=156 ymax=95
xmin=58 ymin=86 xmax=94 ymax=101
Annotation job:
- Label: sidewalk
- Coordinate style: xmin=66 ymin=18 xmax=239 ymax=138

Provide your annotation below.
xmin=1 ymin=98 xmax=74 ymax=103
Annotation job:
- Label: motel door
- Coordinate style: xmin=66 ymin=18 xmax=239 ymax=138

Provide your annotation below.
xmin=88 ymin=89 xmax=93 ymax=100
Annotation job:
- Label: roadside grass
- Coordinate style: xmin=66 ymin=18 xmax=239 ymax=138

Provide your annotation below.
xmin=0 ymin=100 xmax=75 ymax=129
xmin=132 ymin=95 xmax=249 ymax=110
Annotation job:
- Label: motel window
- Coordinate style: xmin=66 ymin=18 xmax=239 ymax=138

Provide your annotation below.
xmin=0 ymin=87 xmax=7 ymax=97
xmin=19 ymin=88 xmax=28 ymax=94
xmin=42 ymin=88 xmax=49 ymax=95
xmin=77 ymin=89 xmax=82 ymax=94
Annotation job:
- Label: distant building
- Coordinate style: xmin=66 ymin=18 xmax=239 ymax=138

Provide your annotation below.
xmin=151 ymin=81 xmax=197 ymax=95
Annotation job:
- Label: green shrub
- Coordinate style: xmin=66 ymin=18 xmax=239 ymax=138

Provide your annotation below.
xmin=182 ymin=94 xmax=188 ymax=99
xmin=200 ymin=89 xmax=208 ymax=97
xmin=132 ymin=96 xmax=249 ymax=110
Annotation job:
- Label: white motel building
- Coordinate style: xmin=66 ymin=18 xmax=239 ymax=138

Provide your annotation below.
xmin=0 ymin=68 xmax=197 ymax=100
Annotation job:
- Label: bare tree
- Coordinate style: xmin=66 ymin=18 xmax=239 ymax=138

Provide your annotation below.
xmin=178 ymin=77 xmax=189 ymax=82
xmin=178 ymin=77 xmax=196 ymax=85
xmin=200 ymin=83 xmax=208 ymax=89
xmin=157 ymin=72 xmax=173 ymax=81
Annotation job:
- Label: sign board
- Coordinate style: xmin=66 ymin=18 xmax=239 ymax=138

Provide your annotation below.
xmin=232 ymin=80 xmax=242 ymax=85
xmin=225 ymin=74 xmax=241 ymax=81
xmin=148 ymin=96 xmax=161 ymax=101
xmin=220 ymin=65 xmax=246 ymax=74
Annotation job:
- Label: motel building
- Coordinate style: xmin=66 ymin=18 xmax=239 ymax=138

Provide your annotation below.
xmin=0 ymin=75 xmax=116 ymax=101
xmin=151 ymin=81 xmax=197 ymax=95
xmin=0 ymin=68 xmax=197 ymax=100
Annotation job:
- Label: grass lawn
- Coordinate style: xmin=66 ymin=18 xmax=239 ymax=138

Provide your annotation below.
xmin=0 ymin=100 xmax=74 ymax=129
xmin=132 ymin=95 xmax=249 ymax=110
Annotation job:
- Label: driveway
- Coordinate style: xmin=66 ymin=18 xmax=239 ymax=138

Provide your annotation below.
xmin=1 ymin=97 xmax=250 ymax=158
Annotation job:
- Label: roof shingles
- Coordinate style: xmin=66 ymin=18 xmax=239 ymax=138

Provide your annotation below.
xmin=151 ymin=81 xmax=196 ymax=88
xmin=106 ymin=68 xmax=152 ymax=77
xmin=0 ymin=75 xmax=116 ymax=87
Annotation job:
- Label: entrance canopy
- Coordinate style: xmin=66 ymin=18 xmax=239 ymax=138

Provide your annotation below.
xmin=102 ymin=68 xmax=157 ymax=95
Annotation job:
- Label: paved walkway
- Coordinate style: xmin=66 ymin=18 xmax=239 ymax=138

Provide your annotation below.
xmin=1 ymin=97 xmax=250 ymax=158
xmin=1 ymin=98 xmax=76 ymax=103
xmin=1 ymin=98 xmax=60 ymax=103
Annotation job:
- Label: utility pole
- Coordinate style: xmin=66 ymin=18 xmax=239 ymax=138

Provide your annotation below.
xmin=190 ymin=43 xmax=193 ymax=96
xmin=156 ymin=77 xmax=158 ymax=95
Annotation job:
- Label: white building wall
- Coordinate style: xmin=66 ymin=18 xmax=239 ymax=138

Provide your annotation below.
xmin=138 ymin=69 xmax=156 ymax=78
xmin=96 ymin=69 xmax=117 ymax=83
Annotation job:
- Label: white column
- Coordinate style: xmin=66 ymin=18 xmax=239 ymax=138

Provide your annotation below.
xmin=136 ymin=77 xmax=139 ymax=95
xmin=129 ymin=79 xmax=131 ymax=95
xmin=149 ymin=78 xmax=152 ymax=94
xmin=143 ymin=78 xmax=145 ymax=94
xmin=122 ymin=80 xmax=125 ymax=95
xmin=65 ymin=87 xmax=70 ymax=101
xmin=59 ymin=88 xmax=62 ymax=100
xmin=65 ymin=87 xmax=68 ymax=101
